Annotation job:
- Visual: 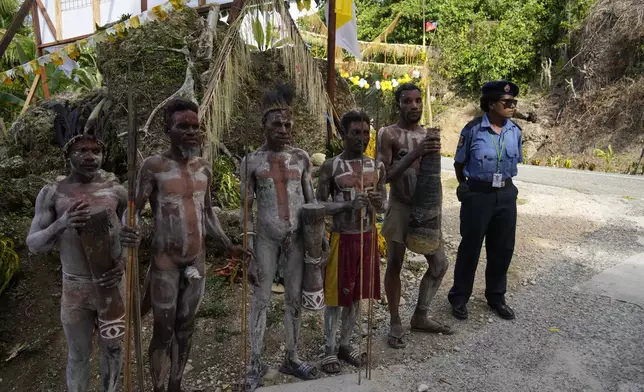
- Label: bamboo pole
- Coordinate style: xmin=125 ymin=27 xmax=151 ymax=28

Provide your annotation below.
xmin=326 ymin=0 xmax=337 ymax=152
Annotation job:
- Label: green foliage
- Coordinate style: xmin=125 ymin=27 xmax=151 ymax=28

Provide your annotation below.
xmin=594 ymin=145 xmax=614 ymax=172
xmin=563 ymin=159 xmax=572 ymax=169
xmin=530 ymin=159 xmax=541 ymax=165
xmin=547 ymin=155 xmax=561 ymax=167
xmin=353 ymin=0 xmax=598 ymax=90
xmin=248 ymin=13 xmax=292 ymax=52
xmin=212 ymin=156 xmax=241 ymax=209
xmin=0 ymin=236 xmax=19 ymax=295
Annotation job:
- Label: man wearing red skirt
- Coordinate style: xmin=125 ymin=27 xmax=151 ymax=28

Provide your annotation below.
xmin=316 ymin=110 xmax=387 ymax=374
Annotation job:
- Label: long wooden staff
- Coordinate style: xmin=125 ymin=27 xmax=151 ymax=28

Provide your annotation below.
xmin=366 ymin=123 xmax=379 ymax=381
xmin=125 ymin=82 xmax=145 ymax=390
xmin=240 ymin=144 xmax=250 ymax=391
xmin=358 ymin=135 xmax=365 ymax=386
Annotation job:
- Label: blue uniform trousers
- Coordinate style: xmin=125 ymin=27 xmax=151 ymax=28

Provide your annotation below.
xmin=448 ymin=179 xmax=517 ymax=306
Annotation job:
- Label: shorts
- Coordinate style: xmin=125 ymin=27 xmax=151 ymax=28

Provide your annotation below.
xmin=381 ymin=200 xmax=443 ymax=254
xmin=381 ymin=200 xmax=412 ymax=244
xmin=324 ymin=232 xmax=381 ymax=307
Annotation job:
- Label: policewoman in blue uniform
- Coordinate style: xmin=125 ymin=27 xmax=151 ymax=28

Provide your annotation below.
xmin=448 ymin=80 xmax=522 ymax=321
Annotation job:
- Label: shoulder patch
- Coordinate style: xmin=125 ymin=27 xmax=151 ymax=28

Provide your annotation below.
xmin=457 ymin=135 xmax=464 ymax=148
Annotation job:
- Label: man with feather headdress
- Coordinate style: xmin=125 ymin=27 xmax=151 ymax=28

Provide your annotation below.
xmin=26 ymin=101 xmax=127 ymax=392
xmin=240 ymin=83 xmax=320 ymax=390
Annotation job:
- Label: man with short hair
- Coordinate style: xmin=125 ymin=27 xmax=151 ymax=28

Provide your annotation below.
xmin=241 ymin=83 xmax=319 ymax=390
xmin=120 ymin=98 xmax=250 ymax=392
xmin=377 ymin=83 xmax=454 ymax=349
xmin=317 ymin=110 xmax=386 ymax=374
xmin=27 ymin=105 xmax=126 ymax=392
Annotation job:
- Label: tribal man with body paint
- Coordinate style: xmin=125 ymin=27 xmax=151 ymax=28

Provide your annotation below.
xmin=119 ymin=99 xmax=252 ymax=392
xmin=240 ymin=84 xmax=319 ymax=390
xmin=27 ymin=104 xmax=126 ymax=392
xmin=316 ymin=110 xmax=386 ymax=374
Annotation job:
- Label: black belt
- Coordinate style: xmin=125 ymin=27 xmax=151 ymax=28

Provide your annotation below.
xmin=466 ymin=178 xmax=513 ymax=191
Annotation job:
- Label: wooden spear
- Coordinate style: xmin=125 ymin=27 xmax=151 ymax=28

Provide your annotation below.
xmin=240 ymin=144 xmax=250 ymax=391
xmin=126 ymin=79 xmax=145 ymax=391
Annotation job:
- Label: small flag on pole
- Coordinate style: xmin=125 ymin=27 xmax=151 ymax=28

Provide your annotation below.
xmin=326 ymin=0 xmax=362 ymax=60
xmin=425 ymin=21 xmax=438 ymax=32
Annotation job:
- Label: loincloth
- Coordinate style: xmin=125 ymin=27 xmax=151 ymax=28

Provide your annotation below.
xmin=381 ymin=200 xmax=442 ymax=253
xmin=324 ymin=232 xmax=381 ymax=308
xmin=60 ymin=272 xmax=126 ymax=340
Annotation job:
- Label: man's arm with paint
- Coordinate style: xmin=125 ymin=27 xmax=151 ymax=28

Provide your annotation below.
xmin=26 ymin=185 xmax=89 ymax=254
xmin=119 ymin=157 xmax=156 ymax=249
xmin=316 ymin=160 xmax=356 ymax=215
xmin=301 ymin=151 xmax=316 ymax=204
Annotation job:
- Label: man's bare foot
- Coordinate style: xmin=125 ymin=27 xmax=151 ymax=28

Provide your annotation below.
xmin=410 ymin=311 xmax=454 ymax=335
xmin=387 ymin=319 xmax=407 ymax=349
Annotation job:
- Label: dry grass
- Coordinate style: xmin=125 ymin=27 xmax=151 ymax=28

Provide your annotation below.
xmin=571 ymin=0 xmax=644 ymax=92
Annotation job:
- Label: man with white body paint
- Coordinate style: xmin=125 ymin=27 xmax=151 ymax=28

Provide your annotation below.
xmin=120 ymin=99 xmax=251 ymax=392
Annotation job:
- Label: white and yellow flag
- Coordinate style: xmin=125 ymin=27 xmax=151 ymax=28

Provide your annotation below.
xmin=325 ymin=0 xmax=361 ymax=60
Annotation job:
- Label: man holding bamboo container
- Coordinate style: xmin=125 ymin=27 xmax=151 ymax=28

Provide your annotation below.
xmin=377 ymin=83 xmax=454 ymax=350
xmin=316 ymin=110 xmax=386 ymax=374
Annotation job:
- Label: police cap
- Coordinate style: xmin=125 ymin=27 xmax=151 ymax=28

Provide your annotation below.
xmin=481 ymin=80 xmax=520 ymax=98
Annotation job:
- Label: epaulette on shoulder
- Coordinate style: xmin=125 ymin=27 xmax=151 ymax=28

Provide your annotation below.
xmin=511 ymin=119 xmax=522 ymax=132
xmin=463 ymin=116 xmax=484 ymax=133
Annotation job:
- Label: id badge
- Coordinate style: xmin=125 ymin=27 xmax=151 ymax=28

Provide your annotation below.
xmin=492 ymin=173 xmax=503 ymax=188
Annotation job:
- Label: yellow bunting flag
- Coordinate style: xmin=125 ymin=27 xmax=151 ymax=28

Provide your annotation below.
xmin=64 ymin=43 xmax=80 ymax=60
xmin=130 ymin=15 xmax=141 ymax=29
xmin=29 ymin=60 xmax=40 ymax=75
xmin=169 ymin=0 xmax=186 ymax=12
xmin=50 ymin=52 xmax=64 ymax=66
xmin=1 ymin=73 xmax=13 ymax=86
xmin=114 ymin=22 xmax=126 ymax=38
xmin=151 ymin=5 xmax=168 ymax=21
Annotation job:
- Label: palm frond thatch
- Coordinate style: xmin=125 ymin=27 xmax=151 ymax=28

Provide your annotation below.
xmin=199 ymin=0 xmax=334 ymax=160
xmin=300 ymin=30 xmax=430 ymax=63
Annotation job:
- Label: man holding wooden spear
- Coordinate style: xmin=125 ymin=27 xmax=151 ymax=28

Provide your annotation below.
xmin=316 ymin=110 xmax=386 ymax=374
xmin=120 ymin=98 xmax=251 ymax=392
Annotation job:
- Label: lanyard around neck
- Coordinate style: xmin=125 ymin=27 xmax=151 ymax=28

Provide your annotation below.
xmin=488 ymin=130 xmax=505 ymax=173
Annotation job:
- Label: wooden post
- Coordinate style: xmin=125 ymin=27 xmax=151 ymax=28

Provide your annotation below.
xmin=326 ymin=0 xmax=337 ymax=151
xmin=141 ymin=0 xmax=148 ymax=12
xmin=31 ymin=3 xmax=50 ymax=99
xmin=54 ymin=0 xmax=63 ymax=40
xmin=21 ymin=74 xmax=41 ymax=114
xmin=35 ymin=0 xmax=57 ymax=38
xmin=0 ymin=0 xmax=35 ymax=59
xmin=92 ymin=0 xmax=101 ymax=30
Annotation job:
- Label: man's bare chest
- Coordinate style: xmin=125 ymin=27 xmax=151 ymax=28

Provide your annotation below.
xmin=254 ymin=154 xmax=303 ymax=190
xmin=333 ymin=160 xmax=376 ymax=196
xmin=54 ymin=186 xmax=120 ymax=217
xmin=155 ymin=168 xmax=208 ymax=200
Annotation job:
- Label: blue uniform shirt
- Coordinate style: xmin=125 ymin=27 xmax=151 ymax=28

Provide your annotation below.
xmin=454 ymin=114 xmax=522 ymax=182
